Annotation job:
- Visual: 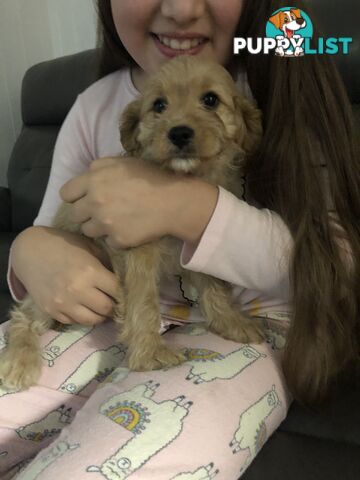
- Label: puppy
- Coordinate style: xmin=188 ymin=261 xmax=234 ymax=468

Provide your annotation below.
xmin=269 ymin=8 xmax=307 ymax=57
xmin=0 ymin=56 xmax=264 ymax=391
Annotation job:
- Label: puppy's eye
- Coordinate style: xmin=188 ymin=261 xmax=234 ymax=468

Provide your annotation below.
xmin=201 ymin=92 xmax=219 ymax=109
xmin=153 ymin=98 xmax=167 ymax=113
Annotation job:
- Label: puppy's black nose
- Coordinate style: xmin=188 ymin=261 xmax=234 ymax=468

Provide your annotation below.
xmin=296 ymin=17 xmax=304 ymax=25
xmin=168 ymin=126 xmax=194 ymax=149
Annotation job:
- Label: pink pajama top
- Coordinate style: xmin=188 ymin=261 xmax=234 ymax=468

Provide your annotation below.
xmin=8 ymin=67 xmax=292 ymax=324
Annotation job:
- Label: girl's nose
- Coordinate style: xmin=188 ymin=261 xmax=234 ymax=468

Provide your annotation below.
xmin=161 ymin=0 xmax=206 ymax=24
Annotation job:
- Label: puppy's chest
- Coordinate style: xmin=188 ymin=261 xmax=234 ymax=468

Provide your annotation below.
xmin=102 ymin=235 xmax=185 ymax=277
xmin=157 ymin=236 xmax=185 ymax=276
xmin=158 ymin=236 xmax=200 ymax=306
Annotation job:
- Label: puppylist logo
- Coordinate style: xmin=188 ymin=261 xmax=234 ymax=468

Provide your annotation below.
xmin=234 ymin=7 xmax=352 ymax=57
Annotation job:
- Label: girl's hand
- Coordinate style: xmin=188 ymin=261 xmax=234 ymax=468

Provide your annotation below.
xmin=12 ymin=226 xmax=118 ymax=325
xmin=60 ymin=157 xmax=218 ymax=249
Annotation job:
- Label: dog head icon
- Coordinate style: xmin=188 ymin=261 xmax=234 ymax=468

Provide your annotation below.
xmin=269 ymin=8 xmax=306 ymax=38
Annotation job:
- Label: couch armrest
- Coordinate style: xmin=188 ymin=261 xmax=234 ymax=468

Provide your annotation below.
xmin=0 ymin=187 xmax=11 ymax=232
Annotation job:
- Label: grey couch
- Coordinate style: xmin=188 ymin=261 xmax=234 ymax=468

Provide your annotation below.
xmin=1 ymin=2 xmax=359 ymax=478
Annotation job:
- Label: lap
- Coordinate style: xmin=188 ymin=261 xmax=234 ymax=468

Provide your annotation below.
xmin=0 ymin=316 xmax=291 ymax=479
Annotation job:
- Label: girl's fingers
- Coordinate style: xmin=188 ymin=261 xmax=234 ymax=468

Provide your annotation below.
xmin=81 ymin=218 xmax=106 ymax=238
xmin=89 ymin=157 xmax=118 ymax=171
xmin=62 ymin=305 xmax=108 ymax=326
xmin=56 ymin=312 xmax=76 ymax=325
xmin=60 ymin=173 xmax=89 ymax=203
xmin=66 ymin=196 xmax=92 ymax=224
xmin=81 ymin=289 xmax=115 ymax=318
xmin=95 ymin=269 xmax=119 ymax=302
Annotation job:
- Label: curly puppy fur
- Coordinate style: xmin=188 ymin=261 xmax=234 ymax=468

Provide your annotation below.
xmin=0 ymin=56 xmax=263 ymax=390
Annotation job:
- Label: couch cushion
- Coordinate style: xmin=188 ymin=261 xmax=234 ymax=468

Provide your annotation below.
xmin=7 ymin=125 xmax=59 ymax=232
xmin=0 ymin=187 xmax=11 ymax=231
xmin=242 ymin=429 xmax=360 ymax=480
xmin=7 ymin=49 xmax=99 ymax=233
xmin=22 ymin=49 xmax=98 ymax=126
xmin=0 ymin=292 xmax=12 ymax=325
xmin=279 ymin=371 xmax=360 ymax=446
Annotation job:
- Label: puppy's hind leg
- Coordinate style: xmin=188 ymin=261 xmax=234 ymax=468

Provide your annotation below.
xmin=0 ymin=297 xmax=54 ymax=390
xmin=190 ymin=273 xmax=265 ymax=344
xmin=122 ymin=243 xmax=185 ymax=371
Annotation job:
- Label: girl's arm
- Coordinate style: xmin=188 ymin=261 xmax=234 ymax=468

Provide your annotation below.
xmin=61 ymin=157 xmax=353 ymax=305
xmin=177 ymin=186 xmax=292 ymax=301
xmin=61 ymin=160 xmax=293 ymax=301
xmin=8 ymin=95 xmax=119 ymax=325
xmin=8 ymin=94 xmax=92 ymax=302
xmin=177 ymin=167 xmax=354 ymax=302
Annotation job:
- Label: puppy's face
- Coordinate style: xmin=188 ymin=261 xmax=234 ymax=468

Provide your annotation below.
xmin=121 ymin=56 xmax=262 ymax=179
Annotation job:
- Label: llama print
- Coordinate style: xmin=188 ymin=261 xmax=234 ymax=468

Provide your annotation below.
xmin=16 ymin=458 xmax=35 ymax=476
xmin=0 ymin=383 xmax=19 ymax=398
xmin=229 ymin=385 xmax=281 ymax=473
xmin=247 ymin=298 xmax=263 ymax=317
xmin=96 ymin=366 xmax=130 ymax=390
xmin=259 ymin=311 xmax=291 ymax=322
xmin=262 ymin=317 xmax=288 ymax=351
xmin=87 ymin=380 xmax=192 ymax=479
xmin=16 ymin=441 xmax=80 ymax=480
xmin=16 ymin=404 xmax=73 ymax=442
xmin=177 ymin=275 xmax=200 ymax=307
xmin=41 ymin=324 xmax=95 ymax=367
xmin=59 ymin=345 xmax=127 ymax=395
xmin=170 ymin=462 xmax=219 ymax=479
xmin=172 ymin=323 xmax=208 ymax=336
xmin=165 ymin=304 xmax=191 ymax=322
xmin=184 ymin=345 xmax=265 ymax=384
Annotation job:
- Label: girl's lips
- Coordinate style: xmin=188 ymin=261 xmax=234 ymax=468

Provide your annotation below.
xmin=151 ymin=33 xmax=209 ymax=58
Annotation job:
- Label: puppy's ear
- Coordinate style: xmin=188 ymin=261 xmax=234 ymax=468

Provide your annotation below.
xmin=291 ymin=8 xmax=302 ymax=19
xmin=120 ymin=99 xmax=141 ymax=154
xmin=234 ymin=96 xmax=263 ymax=155
xmin=268 ymin=12 xmax=283 ymax=30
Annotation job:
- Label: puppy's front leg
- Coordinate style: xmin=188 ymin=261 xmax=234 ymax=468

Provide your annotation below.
xmin=101 ymin=243 xmax=127 ymax=331
xmin=189 ymin=273 xmax=265 ymax=344
xmin=122 ymin=243 xmax=185 ymax=371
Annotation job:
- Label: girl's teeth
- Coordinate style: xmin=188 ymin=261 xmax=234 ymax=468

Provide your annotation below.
xmin=158 ymin=36 xmax=204 ymax=50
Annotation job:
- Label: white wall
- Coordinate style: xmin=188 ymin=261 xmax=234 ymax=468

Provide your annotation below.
xmin=0 ymin=0 xmax=97 ymax=186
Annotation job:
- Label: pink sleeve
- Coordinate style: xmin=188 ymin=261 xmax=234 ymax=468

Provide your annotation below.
xmin=34 ymin=94 xmax=93 ymax=227
xmin=180 ymin=187 xmax=293 ymax=301
xmin=7 ymin=95 xmax=93 ymax=301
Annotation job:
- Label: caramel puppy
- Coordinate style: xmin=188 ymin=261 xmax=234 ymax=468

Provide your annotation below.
xmin=0 ymin=56 xmax=264 ymax=390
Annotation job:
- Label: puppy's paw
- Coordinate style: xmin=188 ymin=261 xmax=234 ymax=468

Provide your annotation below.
xmin=211 ymin=316 xmax=265 ymax=345
xmin=128 ymin=344 xmax=186 ymax=371
xmin=0 ymin=349 xmax=42 ymax=390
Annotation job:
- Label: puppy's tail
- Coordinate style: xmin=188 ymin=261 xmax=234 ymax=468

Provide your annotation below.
xmin=8 ymin=296 xmax=53 ymax=339
xmin=0 ymin=298 xmax=53 ymax=390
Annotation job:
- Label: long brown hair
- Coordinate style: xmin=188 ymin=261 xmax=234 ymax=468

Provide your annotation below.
xmin=96 ymin=0 xmax=360 ymax=406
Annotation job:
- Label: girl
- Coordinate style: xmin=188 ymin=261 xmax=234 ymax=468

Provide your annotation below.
xmin=1 ymin=0 xmax=359 ymax=478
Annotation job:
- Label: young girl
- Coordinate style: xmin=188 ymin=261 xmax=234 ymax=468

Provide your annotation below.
xmin=1 ymin=0 xmax=359 ymax=478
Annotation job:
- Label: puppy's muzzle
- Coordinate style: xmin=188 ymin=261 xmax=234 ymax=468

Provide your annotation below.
xmin=168 ymin=125 xmax=194 ymax=150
